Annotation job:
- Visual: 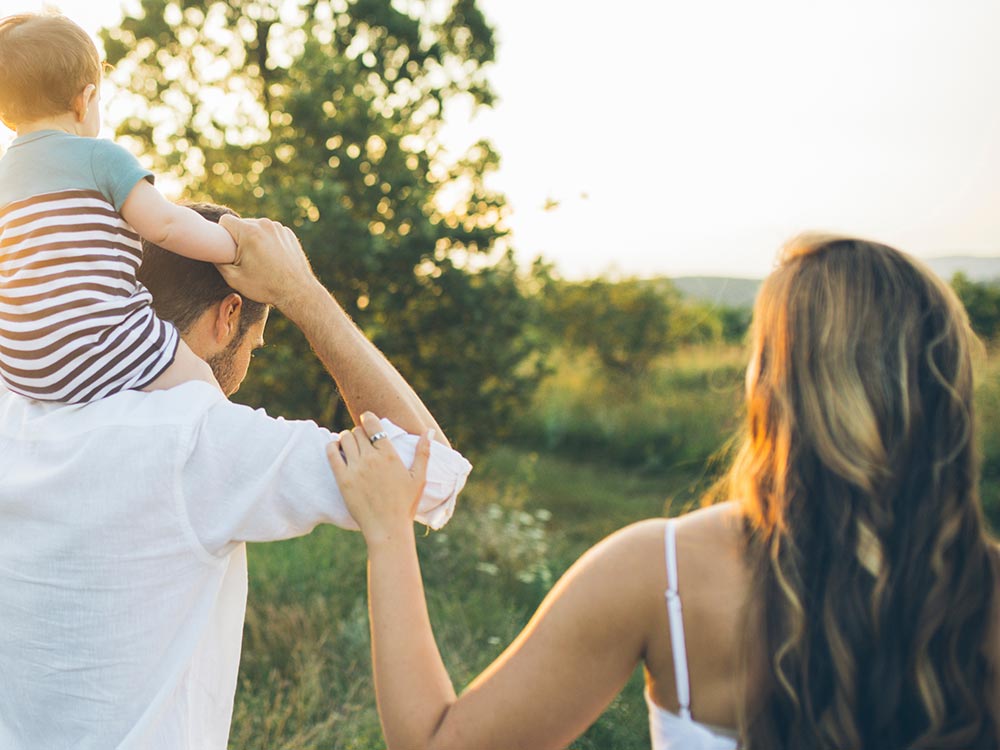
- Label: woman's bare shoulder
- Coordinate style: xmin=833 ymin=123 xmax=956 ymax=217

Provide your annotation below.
xmin=603 ymin=501 xmax=744 ymax=541
xmin=673 ymin=501 xmax=747 ymax=559
xmin=672 ymin=501 xmax=752 ymax=624
xmin=591 ymin=502 xmax=745 ymax=567
xmin=580 ymin=503 xmax=748 ymax=607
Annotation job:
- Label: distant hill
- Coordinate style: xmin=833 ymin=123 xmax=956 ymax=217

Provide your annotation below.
xmin=923 ymin=256 xmax=1000 ymax=283
xmin=668 ymin=256 xmax=1000 ymax=309
xmin=671 ymin=277 xmax=762 ymax=309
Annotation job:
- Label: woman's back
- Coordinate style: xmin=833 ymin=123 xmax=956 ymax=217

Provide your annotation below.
xmin=641 ymin=504 xmax=749 ymax=731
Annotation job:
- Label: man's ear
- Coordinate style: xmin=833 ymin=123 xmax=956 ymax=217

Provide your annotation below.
xmin=211 ymin=293 xmax=244 ymax=344
xmin=71 ymin=84 xmax=97 ymax=123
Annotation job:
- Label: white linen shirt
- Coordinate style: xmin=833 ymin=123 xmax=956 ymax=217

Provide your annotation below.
xmin=0 ymin=381 xmax=471 ymax=749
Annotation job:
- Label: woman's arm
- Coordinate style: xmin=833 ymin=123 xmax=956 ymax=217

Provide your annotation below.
xmin=121 ymin=180 xmax=237 ymax=263
xmin=329 ymin=414 xmax=658 ymax=750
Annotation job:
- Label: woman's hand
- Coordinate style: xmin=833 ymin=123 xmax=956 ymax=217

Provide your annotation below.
xmin=326 ymin=411 xmax=432 ymax=545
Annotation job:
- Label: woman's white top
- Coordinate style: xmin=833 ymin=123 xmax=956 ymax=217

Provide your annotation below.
xmin=647 ymin=520 xmax=740 ymax=749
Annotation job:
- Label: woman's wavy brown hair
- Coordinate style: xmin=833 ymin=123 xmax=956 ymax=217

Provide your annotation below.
xmin=731 ymin=235 xmax=1000 ymax=749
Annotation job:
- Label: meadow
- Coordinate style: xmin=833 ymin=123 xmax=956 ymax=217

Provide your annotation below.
xmin=228 ymin=343 xmax=1000 ymax=749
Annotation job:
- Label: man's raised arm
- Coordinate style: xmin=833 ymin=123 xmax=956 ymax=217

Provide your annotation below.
xmin=216 ymin=216 xmax=451 ymax=448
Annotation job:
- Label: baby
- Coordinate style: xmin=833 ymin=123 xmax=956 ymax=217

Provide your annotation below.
xmin=0 ymin=12 xmax=237 ymax=403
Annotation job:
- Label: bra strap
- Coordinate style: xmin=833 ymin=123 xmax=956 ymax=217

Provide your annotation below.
xmin=664 ymin=520 xmax=692 ymax=720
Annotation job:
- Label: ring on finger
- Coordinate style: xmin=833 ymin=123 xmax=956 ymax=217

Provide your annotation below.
xmin=369 ymin=430 xmax=389 ymax=445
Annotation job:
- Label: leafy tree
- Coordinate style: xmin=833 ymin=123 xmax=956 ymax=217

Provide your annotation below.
xmin=714 ymin=304 xmax=752 ymax=343
xmin=951 ymin=272 xmax=1000 ymax=342
xmin=100 ymin=0 xmax=543 ymax=447
xmin=666 ymin=300 xmax=724 ymax=348
xmin=540 ymin=277 xmax=688 ymax=378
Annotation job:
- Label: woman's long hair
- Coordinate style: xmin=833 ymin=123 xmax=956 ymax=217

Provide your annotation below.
xmin=730 ymin=236 xmax=999 ymax=749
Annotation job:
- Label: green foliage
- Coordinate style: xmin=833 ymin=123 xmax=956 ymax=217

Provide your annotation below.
xmin=667 ymin=301 xmax=723 ymax=345
xmin=518 ymin=345 xmax=747 ymax=472
xmin=101 ymin=0 xmax=543 ymax=447
xmin=951 ymin=272 xmax=1000 ymax=341
xmin=358 ymin=250 xmax=549 ymax=447
xmin=534 ymin=271 xmax=747 ymax=380
xmin=539 ymin=276 xmax=683 ymax=377
xmin=942 ymin=274 xmax=1000 ymax=529
xmin=714 ymin=304 xmax=753 ymax=343
xmin=975 ymin=356 xmax=1000 ymax=533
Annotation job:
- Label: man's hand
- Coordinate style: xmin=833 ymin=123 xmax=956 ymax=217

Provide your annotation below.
xmin=216 ymin=215 xmax=319 ymax=311
xmin=217 ymin=214 xmax=451 ymax=446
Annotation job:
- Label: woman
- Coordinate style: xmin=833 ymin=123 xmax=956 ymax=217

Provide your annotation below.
xmin=328 ymin=236 xmax=1000 ymax=749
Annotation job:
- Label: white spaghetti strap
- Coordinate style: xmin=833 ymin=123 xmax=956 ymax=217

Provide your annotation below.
xmin=664 ymin=520 xmax=692 ymax=720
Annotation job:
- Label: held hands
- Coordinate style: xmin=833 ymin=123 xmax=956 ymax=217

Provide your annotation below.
xmin=326 ymin=412 xmax=432 ymax=545
xmin=215 ymin=215 xmax=319 ymax=311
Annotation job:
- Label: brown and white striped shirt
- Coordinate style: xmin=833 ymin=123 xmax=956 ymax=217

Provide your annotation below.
xmin=0 ymin=131 xmax=178 ymax=403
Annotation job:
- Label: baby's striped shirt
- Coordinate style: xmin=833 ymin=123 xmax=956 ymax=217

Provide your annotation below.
xmin=0 ymin=188 xmax=177 ymax=403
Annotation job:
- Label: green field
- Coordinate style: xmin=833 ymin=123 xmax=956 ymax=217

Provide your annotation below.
xmin=229 ymin=344 xmax=1000 ymax=749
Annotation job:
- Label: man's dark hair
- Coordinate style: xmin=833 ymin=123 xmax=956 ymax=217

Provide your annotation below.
xmin=138 ymin=202 xmax=268 ymax=338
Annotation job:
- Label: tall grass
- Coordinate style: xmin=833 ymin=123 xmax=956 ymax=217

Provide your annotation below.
xmin=515 ymin=346 xmax=747 ymax=472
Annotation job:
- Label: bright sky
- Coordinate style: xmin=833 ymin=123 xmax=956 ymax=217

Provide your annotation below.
xmin=5 ymin=0 xmax=1000 ymax=278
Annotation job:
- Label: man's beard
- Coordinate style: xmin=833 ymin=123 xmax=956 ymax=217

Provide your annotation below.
xmin=205 ymin=334 xmax=243 ymax=396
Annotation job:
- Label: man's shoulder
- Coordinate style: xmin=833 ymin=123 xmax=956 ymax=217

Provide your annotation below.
xmin=0 ymin=381 xmax=228 ymax=437
xmin=102 ymin=381 xmax=230 ymax=426
xmin=0 ymin=381 xmax=335 ymax=454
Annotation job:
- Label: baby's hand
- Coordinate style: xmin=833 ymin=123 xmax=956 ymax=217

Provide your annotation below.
xmin=326 ymin=412 xmax=431 ymax=544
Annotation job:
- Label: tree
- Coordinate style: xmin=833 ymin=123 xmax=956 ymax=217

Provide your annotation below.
xmin=709 ymin=304 xmax=752 ymax=344
xmin=540 ymin=277 xmax=688 ymax=378
xmin=951 ymin=272 xmax=1000 ymax=342
xmin=101 ymin=0 xmax=543 ymax=447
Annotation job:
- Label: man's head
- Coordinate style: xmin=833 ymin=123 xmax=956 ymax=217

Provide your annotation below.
xmin=0 ymin=13 xmax=102 ymax=132
xmin=138 ymin=203 xmax=270 ymax=396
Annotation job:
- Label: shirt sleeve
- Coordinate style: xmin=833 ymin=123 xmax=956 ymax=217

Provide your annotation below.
xmin=89 ymin=139 xmax=154 ymax=211
xmin=180 ymin=400 xmax=472 ymax=557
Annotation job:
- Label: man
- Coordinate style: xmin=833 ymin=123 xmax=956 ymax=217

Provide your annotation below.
xmin=0 ymin=204 xmax=472 ymax=749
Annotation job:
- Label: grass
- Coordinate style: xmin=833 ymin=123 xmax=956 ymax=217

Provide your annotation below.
xmin=472 ymin=447 xmax=695 ymax=552
xmin=514 ymin=346 xmax=746 ymax=472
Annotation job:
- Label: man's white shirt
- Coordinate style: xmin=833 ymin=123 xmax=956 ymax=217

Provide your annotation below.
xmin=0 ymin=381 xmax=471 ymax=749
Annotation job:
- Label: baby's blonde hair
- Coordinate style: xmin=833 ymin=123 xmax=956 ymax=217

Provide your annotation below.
xmin=0 ymin=13 xmax=102 ymax=127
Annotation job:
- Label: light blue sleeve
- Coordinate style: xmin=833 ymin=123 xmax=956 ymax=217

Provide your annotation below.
xmin=89 ymin=139 xmax=154 ymax=212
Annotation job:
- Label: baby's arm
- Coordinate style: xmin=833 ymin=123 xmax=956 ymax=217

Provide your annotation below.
xmin=121 ymin=180 xmax=237 ymax=264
